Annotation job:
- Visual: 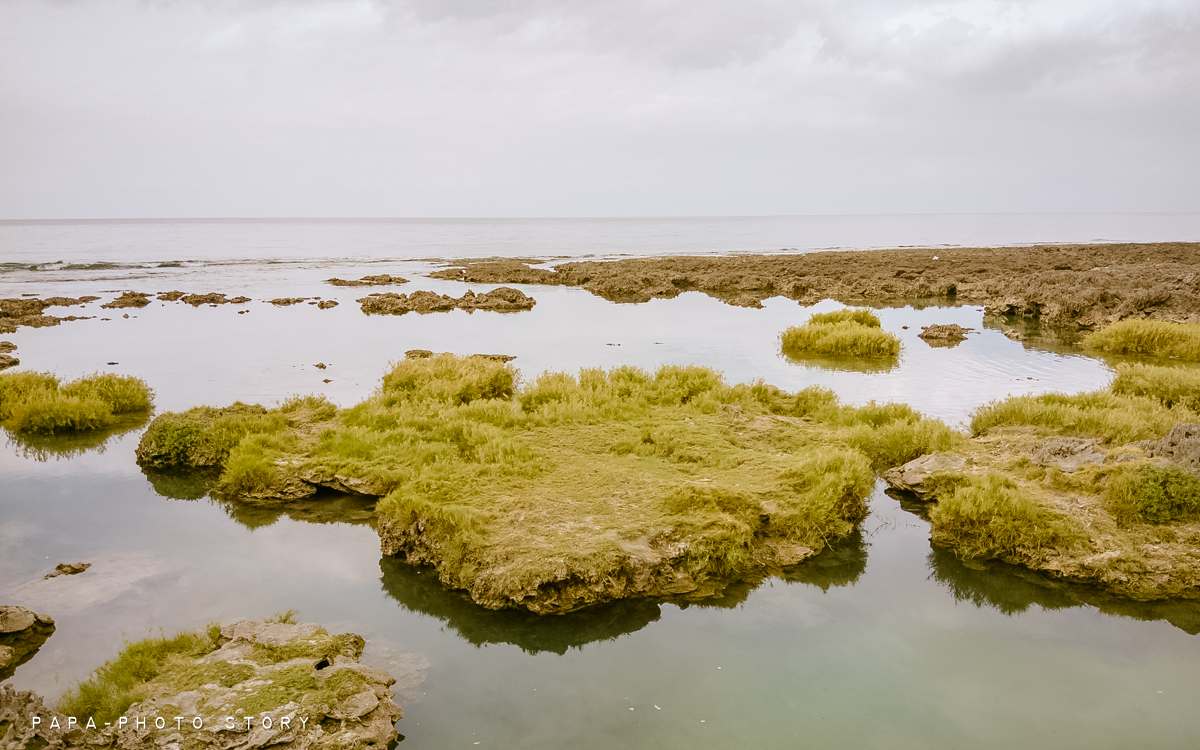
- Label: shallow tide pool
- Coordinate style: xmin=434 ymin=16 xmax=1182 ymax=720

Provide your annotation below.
xmin=3 ymin=222 xmax=1200 ymax=749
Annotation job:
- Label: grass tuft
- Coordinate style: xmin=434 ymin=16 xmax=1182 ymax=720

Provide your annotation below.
xmin=0 ymin=371 xmax=153 ymax=434
xmin=1083 ymin=319 xmax=1200 ymax=360
xmin=780 ymin=308 xmax=901 ymax=361
xmin=1105 ymin=463 xmax=1200 ymax=525
xmin=929 ymin=472 xmax=1083 ymax=559
xmin=1110 ymin=363 xmax=1200 ymax=410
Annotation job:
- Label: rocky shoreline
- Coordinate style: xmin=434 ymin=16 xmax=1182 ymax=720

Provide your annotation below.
xmin=429 ymin=242 xmax=1200 ymax=328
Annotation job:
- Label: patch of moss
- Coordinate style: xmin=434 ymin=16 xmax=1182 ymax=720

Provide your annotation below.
xmin=57 ymin=630 xmax=218 ymax=724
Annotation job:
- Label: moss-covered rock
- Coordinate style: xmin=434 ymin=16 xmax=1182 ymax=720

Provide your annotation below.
xmin=9 ymin=619 xmax=404 ymax=750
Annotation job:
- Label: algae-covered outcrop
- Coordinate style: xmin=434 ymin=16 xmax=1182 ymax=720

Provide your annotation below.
xmin=780 ymin=308 xmax=901 ymax=368
xmin=0 ymin=296 xmax=97 ymax=334
xmin=357 ymin=287 xmax=535 ymax=315
xmin=327 ymin=274 xmax=408 ymax=287
xmin=137 ymin=354 xmax=957 ymax=613
xmin=101 ymin=292 xmax=152 ymax=309
xmin=884 ymin=362 xmax=1200 ymax=601
xmin=429 ymin=242 xmax=1200 ymax=328
xmin=4 ymin=618 xmax=403 ymax=750
xmin=0 ymin=371 xmax=153 ymax=435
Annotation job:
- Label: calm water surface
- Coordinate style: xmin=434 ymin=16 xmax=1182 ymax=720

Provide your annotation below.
xmin=2 ymin=217 xmax=1200 ymax=749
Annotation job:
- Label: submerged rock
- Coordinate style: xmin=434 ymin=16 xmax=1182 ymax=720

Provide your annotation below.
xmin=918 ymin=323 xmax=973 ymax=347
xmin=1 ymin=619 xmax=403 ymax=750
xmin=1031 ymin=437 xmax=1106 ymax=473
xmin=0 ymin=296 xmax=96 ymax=334
xmin=1139 ymin=423 xmax=1200 ymax=471
xmin=0 ymin=605 xmax=55 ymax=681
xmin=180 ymin=293 xmax=250 ymax=306
xmin=358 ymin=287 xmax=535 ymax=315
xmin=44 ymin=562 xmax=92 ymax=579
xmin=883 ymin=454 xmax=967 ymax=496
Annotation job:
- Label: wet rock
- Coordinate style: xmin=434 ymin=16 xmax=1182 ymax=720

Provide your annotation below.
xmin=918 ymin=323 xmax=973 ymax=347
xmin=298 ymin=468 xmax=390 ymax=497
xmin=327 ymin=274 xmax=409 ymax=286
xmin=883 ymin=454 xmax=967 ymax=497
xmin=358 ymin=287 xmax=536 ymax=316
xmin=180 ymin=293 xmax=245 ymax=306
xmin=0 ymin=606 xmax=55 ymax=681
xmin=1 ymin=296 xmax=96 ymax=333
xmin=1031 ymin=437 xmax=1107 ymax=473
xmin=0 ymin=619 xmax=403 ymax=750
xmin=316 ymin=300 xmax=338 ymax=309
xmin=101 ymin=292 xmax=152 ymax=309
xmin=314 ymin=363 xmax=327 ymax=370
xmin=157 ymin=290 xmax=186 ymax=301
xmin=0 ymin=354 xmax=17 ymax=371
xmin=0 ymin=341 xmax=15 ymax=354
xmin=1139 ymin=423 xmax=1200 ymax=471
xmin=44 ymin=562 xmax=92 ymax=579
xmin=269 ymin=297 xmax=308 ymax=306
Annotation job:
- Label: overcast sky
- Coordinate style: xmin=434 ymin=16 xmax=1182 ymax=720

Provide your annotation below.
xmin=0 ymin=0 xmax=1197 ymax=218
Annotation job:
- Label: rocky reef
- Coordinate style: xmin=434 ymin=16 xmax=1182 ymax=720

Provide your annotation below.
xmin=0 ymin=297 xmax=97 ymax=334
xmin=428 ymin=242 xmax=1200 ymax=328
xmin=327 ymin=274 xmax=408 ymax=287
xmin=357 ymin=287 xmax=535 ymax=315
xmin=2 ymin=619 xmax=403 ymax=750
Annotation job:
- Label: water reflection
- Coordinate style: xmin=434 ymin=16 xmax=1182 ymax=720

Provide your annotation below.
xmin=0 ymin=616 xmax=55 ymax=681
xmin=378 ymin=529 xmax=868 ymax=653
xmin=3 ymin=416 xmax=149 ymax=461
xmin=779 ymin=353 xmax=900 ymax=374
xmin=896 ymin=492 xmax=1200 ymax=635
xmin=141 ymin=466 xmax=376 ymax=529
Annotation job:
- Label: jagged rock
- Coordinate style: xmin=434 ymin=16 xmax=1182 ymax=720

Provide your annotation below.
xmin=1032 ymin=437 xmax=1107 ymax=473
xmin=157 ymin=291 xmax=186 ymax=301
xmin=0 ymin=606 xmax=55 ymax=681
xmin=101 ymin=292 xmax=151 ymax=309
xmin=1139 ymin=423 xmax=1200 ymax=471
xmin=327 ymin=274 xmax=408 ymax=287
xmin=180 ymin=293 xmax=247 ymax=306
xmin=269 ymin=298 xmax=308 ymax=306
xmin=316 ymin=300 xmax=338 ymax=310
xmin=0 ymin=341 xmax=16 ymax=354
xmin=918 ymin=323 xmax=973 ymax=347
xmin=298 ymin=469 xmax=390 ymax=497
xmin=358 ymin=287 xmax=535 ymax=316
xmin=44 ymin=562 xmax=91 ymax=580
xmin=0 ymin=354 xmax=17 ymax=371
xmin=883 ymin=454 xmax=967 ymax=496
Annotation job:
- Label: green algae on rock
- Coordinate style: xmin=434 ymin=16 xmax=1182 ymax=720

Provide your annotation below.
xmin=136 ymin=354 xmax=958 ymax=613
xmin=884 ymin=363 xmax=1200 ymax=601
xmin=0 ymin=371 xmax=153 ymax=434
xmin=5 ymin=618 xmax=403 ymax=750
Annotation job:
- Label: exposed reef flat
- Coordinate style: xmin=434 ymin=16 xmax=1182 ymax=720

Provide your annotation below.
xmin=327 ymin=274 xmax=408 ymax=287
xmin=136 ymin=354 xmax=957 ymax=614
xmin=4 ymin=618 xmax=403 ymax=750
xmin=429 ymin=242 xmax=1200 ymax=328
xmin=357 ymin=287 xmax=535 ymax=315
xmin=0 ymin=297 xmax=97 ymax=334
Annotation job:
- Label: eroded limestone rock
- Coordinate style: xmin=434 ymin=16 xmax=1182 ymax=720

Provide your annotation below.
xmin=1139 ymin=423 xmax=1200 ymax=471
xmin=0 ymin=606 xmax=55 ymax=681
xmin=1032 ymin=437 xmax=1106 ymax=473
xmin=358 ymin=287 xmax=535 ymax=315
xmin=883 ymin=454 xmax=967 ymax=497
xmin=918 ymin=323 xmax=973 ymax=347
